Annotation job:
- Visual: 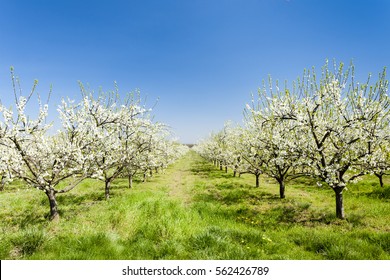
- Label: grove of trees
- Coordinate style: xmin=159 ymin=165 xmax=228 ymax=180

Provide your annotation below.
xmin=0 ymin=68 xmax=189 ymax=221
xmin=2 ymin=61 xmax=389 ymax=222
xmin=194 ymin=61 xmax=390 ymax=219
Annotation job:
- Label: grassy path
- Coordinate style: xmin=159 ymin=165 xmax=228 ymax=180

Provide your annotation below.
xmin=0 ymin=151 xmax=389 ymax=259
xmin=165 ymin=154 xmax=194 ymax=204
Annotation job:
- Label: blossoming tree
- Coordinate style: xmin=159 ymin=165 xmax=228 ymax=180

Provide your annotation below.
xmin=244 ymin=87 xmax=307 ymax=198
xmin=273 ymin=62 xmax=390 ymax=218
xmin=0 ymin=70 xmax=93 ymax=220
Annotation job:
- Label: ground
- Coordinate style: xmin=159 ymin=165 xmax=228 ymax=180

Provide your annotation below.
xmin=0 ymin=151 xmax=389 ymax=259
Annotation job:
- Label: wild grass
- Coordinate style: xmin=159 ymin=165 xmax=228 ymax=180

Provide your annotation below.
xmin=0 ymin=151 xmax=389 ymax=259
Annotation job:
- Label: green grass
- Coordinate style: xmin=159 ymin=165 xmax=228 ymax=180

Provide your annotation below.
xmin=0 ymin=151 xmax=389 ymax=259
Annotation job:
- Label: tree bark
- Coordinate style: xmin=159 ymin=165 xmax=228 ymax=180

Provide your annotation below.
xmin=105 ymin=180 xmax=111 ymax=200
xmin=375 ymin=173 xmax=384 ymax=188
xmin=255 ymin=173 xmax=260 ymax=188
xmin=46 ymin=188 xmax=59 ymax=221
xmin=279 ymin=179 xmax=285 ymax=199
xmin=225 ymin=166 xmax=228 ymax=173
xmin=128 ymin=174 xmax=133 ymax=189
xmin=143 ymin=173 xmax=147 ymax=182
xmin=220 ymin=163 xmax=223 ymax=171
xmin=233 ymin=170 xmax=236 ymax=177
xmin=0 ymin=175 xmax=6 ymax=191
xmin=333 ymin=186 xmax=345 ymax=219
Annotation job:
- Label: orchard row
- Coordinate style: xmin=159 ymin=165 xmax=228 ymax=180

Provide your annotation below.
xmin=0 ymin=69 xmax=189 ymax=220
xmin=194 ymin=61 xmax=389 ymax=219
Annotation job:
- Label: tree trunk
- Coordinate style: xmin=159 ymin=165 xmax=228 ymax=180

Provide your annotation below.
xmin=225 ymin=166 xmax=228 ymax=173
xmin=255 ymin=173 xmax=260 ymax=188
xmin=375 ymin=173 xmax=384 ymax=188
xmin=143 ymin=173 xmax=147 ymax=182
xmin=333 ymin=186 xmax=345 ymax=219
xmin=233 ymin=170 xmax=237 ymax=177
xmin=105 ymin=180 xmax=111 ymax=200
xmin=128 ymin=174 xmax=133 ymax=189
xmin=279 ymin=179 xmax=285 ymax=199
xmin=0 ymin=175 xmax=6 ymax=191
xmin=220 ymin=163 xmax=222 ymax=171
xmin=46 ymin=188 xmax=59 ymax=221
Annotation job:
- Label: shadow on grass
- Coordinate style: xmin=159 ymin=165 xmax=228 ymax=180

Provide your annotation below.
xmin=18 ymin=212 xmax=48 ymax=229
xmin=365 ymin=186 xmax=390 ymax=200
xmin=8 ymin=190 xmax=108 ymax=225
xmin=194 ymin=179 xmax=279 ymax=204
xmin=56 ymin=191 xmax=104 ymax=205
xmin=193 ymin=178 xmax=366 ymax=230
xmin=9 ymin=227 xmax=47 ymax=258
xmin=190 ymin=159 xmax=234 ymax=179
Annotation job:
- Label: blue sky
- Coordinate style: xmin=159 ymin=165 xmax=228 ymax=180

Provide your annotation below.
xmin=1 ymin=0 xmax=389 ymax=143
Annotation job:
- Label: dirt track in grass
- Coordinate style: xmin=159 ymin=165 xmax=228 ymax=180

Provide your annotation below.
xmin=166 ymin=153 xmax=195 ymax=204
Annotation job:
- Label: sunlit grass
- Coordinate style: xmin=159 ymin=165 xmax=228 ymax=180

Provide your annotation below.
xmin=0 ymin=151 xmax=389 ymax=259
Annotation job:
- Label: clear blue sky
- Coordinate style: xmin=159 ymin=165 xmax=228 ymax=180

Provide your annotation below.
xmin=1 ymin=0 xmax=389 ymax=143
